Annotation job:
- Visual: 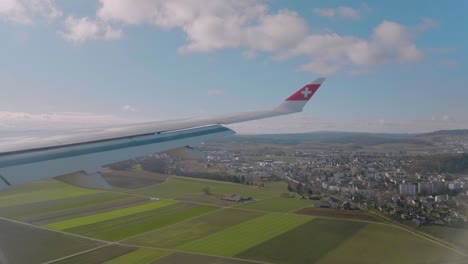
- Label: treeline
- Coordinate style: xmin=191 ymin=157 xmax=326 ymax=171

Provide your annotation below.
xmin=409 ymin=154 xmax=468 ymax=173
xmin=175 ymin=170 xmax=250 ymax=184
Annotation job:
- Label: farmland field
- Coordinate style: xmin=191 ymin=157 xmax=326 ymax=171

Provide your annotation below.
xmin=0 ymin=218 xmax=102 ymax=264
xmin=53 ymin=245 xmax=135 ymax=264
xmin=237 ymin=218 xmax=366 ymax=263
xmin=0 ymin=180 xmax=100 ymax=207
xmin=154 ymin=252 xmax=258 ymax=264
xmin=295 ymin=206 xmax=384 ymax=222
xmin=130 ymin=176 xmax=287 ymax=200
xmin=417 ymin=225 xmax=468 ymax=252
xmin=125 ymin=208 xmax=264 ymax=248
xmin=238 ymin=197 xmax=316 ymax=213
xmin=60 ymin=203 xmax=218 ymax=241
xmin=238 ymin=218 xmax=466 ymax=264
xmin=0 ymin=192 xmax=145 ymax=223
xmin=1 ymin=174 xmax=466 ymax=264
xmin=177 ymin=213 xmax=310 ymax=256
xmin=315 ymin=223 xmax=467 ymax=264
xmin=103 ymin=248 xmax=172 ymax=264
xmin=46 ymin=200 xmax=177 ymax=230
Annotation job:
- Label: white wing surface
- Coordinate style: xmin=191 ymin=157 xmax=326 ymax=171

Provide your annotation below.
xmin=0 ymin=78 xmax=325 ymax=189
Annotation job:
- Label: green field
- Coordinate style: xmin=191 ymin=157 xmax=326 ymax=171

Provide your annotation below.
xmin=130 ymin=176 xmax=287 ymax=200
xmin=153 ymin=252 xmax=257 ymax=264
xmin=103 ymin=248 xmax=172 ymax=264
xmin=237 ymin=218 xmax=367 ymax=263
xmin=0 ymin=180 xmax=100 ymax=207
xmin=1 ymin=174 xmax=467 ymax=264
xmin=53 ymin=245 xmax=135 ymax=264
xmin=62 ymin=203 xmax=218 ymax=241
xmin=177 ymin=213 xmax=311 ymax=256
xmin=238 ymin=218 xmax=466 ymax=264
xmin=125 ymin=208 xmax=264 ymax=248
xmin=46 ymin=200 xmax=176 ymax=230
xmin=238 ymin=197 xmax=316 ymax=213
xmin=418 ymin=225 xmax=468 ymax=252
xmin=316 ymin=223 xmax=466 ymax=264
xmin=0 ymin=192 xmax=144 ymax=223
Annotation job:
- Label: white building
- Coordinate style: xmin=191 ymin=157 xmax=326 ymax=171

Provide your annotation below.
xmin=399 ymin=183 xmax=417 ymax=196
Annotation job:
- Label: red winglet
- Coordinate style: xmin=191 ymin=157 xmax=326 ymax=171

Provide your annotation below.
xmin=286 ymin=78 xmax=325 ymax=101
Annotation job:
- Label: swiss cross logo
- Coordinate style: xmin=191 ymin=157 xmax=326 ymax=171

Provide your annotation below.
xmin=301 ymin=87 xmax=312 ymax=98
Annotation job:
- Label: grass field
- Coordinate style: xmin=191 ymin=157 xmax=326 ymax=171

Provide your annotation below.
xmin=46 ymin=200 xmax=177 ymax=230
xmin=418 ymin=225 xmax=468 ymax=251
xmin=0 ymin=192 xmax=144 ymax=223
xmin=295 ymin=206 xmax=384 ymax=222
xmin=1 ymin=175 xmax=466 ymax=264
xmin=316 ymin=223 xmax=466 ymax=264
xmin=130 ymin=176 xmax=287 ymax=200
xmin=53 ymin=245 xmax=135 ymax=264
xmin=238 ymin=218 xmax=466 ymax=264
xmin=103 ymin=248 xmax=172 ymax=264
xmin=238 ymin=197 xmax=316 ymax=213
xmin=176 ymin=193 xmax=238 ymax=206
xmin=177 ymin=213 xmax=311 ymax=256
xmin=125 ymin=208 xmax=264 ymax=248
xmin=62 ymin=203 xmax=218 ymax=241
xmin=0 ymin=180 xmax=100 ymax=207
xmin=237 ymin=218 xmax=367 ymax=263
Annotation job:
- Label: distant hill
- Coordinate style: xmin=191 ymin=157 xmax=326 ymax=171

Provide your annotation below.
xmin=417 ymin=129 xmax=468 ymax=137
xmin=218 ymin=131 xmax=420 ymax=145
xmin=216 ymin=129 xmax=468 ymax=146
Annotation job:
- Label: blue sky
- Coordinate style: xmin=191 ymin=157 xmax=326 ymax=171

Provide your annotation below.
xmin=0 ymin=0 xmax=467 ymax=133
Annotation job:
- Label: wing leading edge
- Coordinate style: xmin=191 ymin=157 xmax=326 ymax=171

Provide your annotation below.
xmin=0 ymin=78 xmax=325 ymax=188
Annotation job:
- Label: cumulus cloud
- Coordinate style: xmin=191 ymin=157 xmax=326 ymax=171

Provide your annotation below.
xmin=61 ymin=16 xmax=122 ymax=43
xmin=0 ymin=0 xmax=61 ymax=24
xmin=277 ymin=20 xmax=423 ymax=74
xmin=313 ymin=6 xmax=363 ymax=20
xmin=48 ymin=0 xmax=429 ymax=75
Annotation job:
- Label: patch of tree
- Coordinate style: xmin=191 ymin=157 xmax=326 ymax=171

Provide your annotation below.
xmin=176 ymin=170 xmax=246 ymax=184
xmin=409 ymin=154 xmax=468 ymax=174
xmin=140 ymin=158 xmax=169 ymax=174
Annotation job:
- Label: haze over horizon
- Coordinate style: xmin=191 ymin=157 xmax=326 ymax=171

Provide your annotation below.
xmin=1 ymin=0 xmax=467 ymax=133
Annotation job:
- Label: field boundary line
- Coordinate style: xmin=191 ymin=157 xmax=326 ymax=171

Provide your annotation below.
xmin=119 ymin=244 xmax=273 ymax=264
xmin=118 ymin=207 xmax=226 ymax=243
xmin=0 ymin=216 xmax=109 ymax=245
xmin=41 ymin=244 xmax=110 ymax=264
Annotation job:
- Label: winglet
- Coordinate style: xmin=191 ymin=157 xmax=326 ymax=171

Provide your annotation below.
xmin=285 ymin=77 xmax=325 ymax=101
xmin=274 ymin=78 xmax=325 ymax=113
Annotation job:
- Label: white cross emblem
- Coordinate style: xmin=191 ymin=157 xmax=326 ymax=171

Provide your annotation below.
xmin=301 ymin=87 xmax=312 ymax=98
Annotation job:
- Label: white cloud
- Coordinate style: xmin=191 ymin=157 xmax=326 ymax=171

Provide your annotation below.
xmin=299 ymin=61 xmax=338 ymax=76
xmin=313 ymin=5 xmax=365 ymax=20
xmin=57 ymin=1 xmax=428 ymax=75
xmin=278 ymin=20 xmax=423 ymax=74
xmin=121 ymin=105 xmax=137 ymax=112
xmin=0 ymin=0 xmax=61 ymax=24
xmin=207 ymin=89 xmax=225 ymax=96
xmin=61 ymin=16 xmax=122 ymax=43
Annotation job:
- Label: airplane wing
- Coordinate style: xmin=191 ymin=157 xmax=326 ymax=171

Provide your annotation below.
xmin=0 ymin=78 xmax=325 ymax=189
